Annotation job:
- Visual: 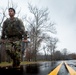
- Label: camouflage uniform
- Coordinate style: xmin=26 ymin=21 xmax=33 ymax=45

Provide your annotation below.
xmin=1 ymin=17 xmax=25 ymax=39
xmin=1 ymin=17 xmax=26 ymax=67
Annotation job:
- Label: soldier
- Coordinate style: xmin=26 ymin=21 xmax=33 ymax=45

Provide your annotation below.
xmin=1 ymin=8 xmax=27 ymax=67
xmin=1 ymin=8 xmax=26 ymax=40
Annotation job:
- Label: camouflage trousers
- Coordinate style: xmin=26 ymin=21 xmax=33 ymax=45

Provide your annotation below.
xmin=5 ymin=40 xmax=22 ymax=67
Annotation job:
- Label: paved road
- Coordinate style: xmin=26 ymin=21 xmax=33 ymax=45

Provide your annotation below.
xmin=58 ymin=63 xmax=69 ymax=75
xmin=0 ymin=60 xmax=76 ymax=75
xmin=23 ymin=61 xmax=59 ymax=75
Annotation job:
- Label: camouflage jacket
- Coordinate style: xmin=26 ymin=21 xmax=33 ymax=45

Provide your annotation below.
xmin=1 ymin=17 xmax=26 ymax=40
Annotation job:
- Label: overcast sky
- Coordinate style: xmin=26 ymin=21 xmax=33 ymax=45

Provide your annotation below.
xmin=1 ymin=0 xmax=76 ymax=53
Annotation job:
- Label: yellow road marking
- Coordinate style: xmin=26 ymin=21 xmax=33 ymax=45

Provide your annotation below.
xmin=64 ymin=62 xmax=76 ymax=75
xmin=48 ymin=62 xmax=63 ymax=75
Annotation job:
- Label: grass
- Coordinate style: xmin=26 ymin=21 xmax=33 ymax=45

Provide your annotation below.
xmin=0 ymin=61 xmax=49 ymax=67
xmin=0 ymin=61 xmax=40 ymax=67
xmin=0 ymin=62 xmax=12 ymax=67
xmin=20 ymin=61 xmax=39 ymax=65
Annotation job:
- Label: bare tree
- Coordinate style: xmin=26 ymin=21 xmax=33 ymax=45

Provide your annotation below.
xmin=0 ymin=8 xmax=7 ymax=30
xmin=24 ymin=3 xmax=56 ymax=61
xmin=62 ymin=48 xmax=68 ymax=59
xmin=43 ymin=46 xmax=48 ymax=60
xmin=45 ymin=36 xmax=58 ymax=60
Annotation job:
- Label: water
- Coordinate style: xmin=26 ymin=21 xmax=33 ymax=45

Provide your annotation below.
xmin=0 ymin=61 xmax=72 ymax=75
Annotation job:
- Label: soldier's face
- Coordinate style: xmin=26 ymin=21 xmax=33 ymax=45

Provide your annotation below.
xmin=9 ymin=9 xmax=15 ymax=17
